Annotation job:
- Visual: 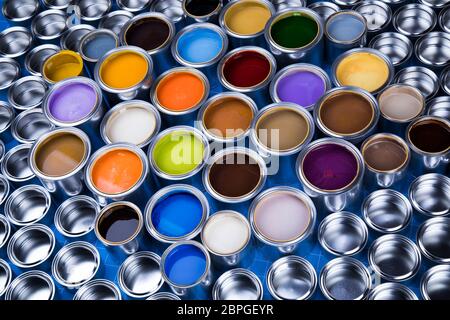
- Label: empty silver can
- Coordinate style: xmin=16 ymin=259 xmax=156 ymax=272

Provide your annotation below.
xmin=368 ymin=234 xmax=421 ymax=282
xmin=421 ymin=264 xmax=450 ymax=300
xmin=319 ymin=257 xmax=371 ymax=300
xmin=42 ymin=0 xmax=72 ymax=10
xmin=7 ymin=224 xmax=56 ymax=268
xmin=441 ymin=66 xmax=450 ymax=95
xmin=362 ymin=189 xmax=412 ymax=233
xmin=417 ymin=217 xmax=450 ymax=264
xmin=75 ymin=0 xmax=112 ymax=24
xmin=117 ymin=0 xmax=152 ymax=13
xmin=1 ymin=144 xmax=36 ymax=185
xmin=2 ymin=0 xmax=40 ymax=24
xmin=393 ymin=3 xmax=437 ymax=38
xmin=266 ymin=255 xmax=317 ymax=300
xmin=0 ymin=259 xmax=12 ymax=298
xmin=415 ymin=32 xmax=450 ymax=71
xmin=5 ymin=270 xmax=55 ymax=300
xmin=147 ymin=292 xmax=181 ymax=300
xmin=99 ymin=10 xmax=134 ymax=36
xmin=0 ymin=27 xmax=34 ymax=59
xmin=51 ymin=241 xmax=100 ymax=289
xmin=149 ymin=0 xmax=185 ymax=31
xmin=0 ymin=214 xmax=11 ymax=249
xmin=212 ymin=269 xmax=263 ymax=300
xmin=395 ymin=66 xmax=440 ymax=100
xmin=118 ymin=251 xmax=164 ymax=298
xmin=307 ymin=1 xmax=340 ymax=20
xmin=7 ymin=76 xmax=48 ymax=112
xmin=0 ymin=58 xmax=20 ymax=92
xmin=31 ymin=9 xmax=68 ymax=43
xmin=318 ymin=212 xmax=368 ymax=256
xmin=353 ymin=1 xmax=392 ymax=36
xmin=11 ymin=108 xmax=55 ymax=144
xmin=367 ymin=283 xmax=418 ymax=300
xmin=369 ymin=32 xmax=413 ymax=68
xmin=439 ymin=4 xmax=450 ymax=33
xmin=73 ymin=279 xmax=122 ymax=300
xmin=409 ymin=173 xmax=450 ymax=217
xmin=0 ymin=101 xmax=16 ymax=144
xmin=428 ymin=96 xmax=450 ymax=120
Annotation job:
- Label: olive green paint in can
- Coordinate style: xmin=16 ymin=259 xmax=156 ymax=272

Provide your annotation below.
xmin=270 ymin=13 xmax=319 ymax=49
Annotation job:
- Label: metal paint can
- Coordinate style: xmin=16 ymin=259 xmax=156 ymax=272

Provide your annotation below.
xmin=369 ymin=32 xmax=413 ymax=68
xmin=24 ymin=44 xmax=60 ymax=77
xmin=212 ymin=269 xmax=263 ymax=300
xmin=7 ymin=76 xmax=48 ymax=112
xmin=5 ymin=270 xmax=55 ymax=300
xmin=409 ymin=173 xmax=450 ymax=217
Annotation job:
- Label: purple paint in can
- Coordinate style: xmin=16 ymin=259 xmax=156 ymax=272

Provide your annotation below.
xmin=48 ymin=82 xmax=97 ymax=122
xmin=302 ymin=143 xmax=358 ymax=190
xmin=276 ymin=70 xmax=326 ymax=108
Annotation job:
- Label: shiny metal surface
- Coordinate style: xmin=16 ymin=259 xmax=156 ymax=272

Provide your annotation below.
xmin=418 ymin=0 xmax=449 ymax=9
xmin=428 ymin=96 xmax=450 ymax=120
xmin=369 ymin=32 xmax=412 ymax=67
xmin=147 ymin=292 xmax=181 ymax=300
xmin=31 ymin=10 xmax=68 ymax=41
xmin=439 ymin=5 xmax=450 ymax=33
xmin=354 ymin=0 xmax=392 ymax=33
xmin=368 ymin=234 xmax=421 ymax=282
xmin=5 ymin=270 xmax=55 ymax=300
xmin=441 ymin=66 xmax=450 ymax=95
xmin=2 ymin=0 xmax=39 ymax=22
xmin=318 ymin=212 xmax=368 ymax=256
xmin=362 ymin=189 xmax=412 ymax=233
xmin=1 ymin=144 xmax=35 ymax=183
xmin=395 ymin=66 xmax=439 ymax=100
xmin=307 ymin=1 xmax=340 ymax=20
xmin=319 ymin=257 xmax=371 ymax=300
xmin=213 ymin=269 xmax=263 ymax=300
xmin=266 ymin=256 xmax=317 ymax=300
xmin=7 ymin=224 xmax=55 ymax=268
xmin=150 ymin=0 xmax=184 ymax=24
xmin=76 ymin=0 xmax=112 ymax=22
xmin=0 ymin=175 xmax=9 ymax=207
xmin=409 ymin=174 xmax=450 ymax=217
xmin=8 ymin=76 xmax=47 ymax=111
xmin=52 ymin=242 xmax=100 ymax=289
xmin=42 ymin=0 xmax=72 ymax=10
xmin=417 ymin=217 xmax=450 ymax=264
xmin=421 ymin=264 xmax=450 ymax=300
xmin=11 ymin=108 xmax=54 ymax=144
xmin=80 ymin=29 xmax=119 ymax=63
xmin=54 ymin=196 xmax=100 ymax=238
xmin=0 ymin=259 xmax=12 ymax=297
xmin=0 ymin=27 xmax=33 ymax=58
xmin=367 ymin=283 xmax=418 ymax=300
xmin=0 ymin=57 xmax=20 ymax=91
xmin=5 ymin=185 xmax=51 ymax=227
xmin=0 ymin=214 xmax=11 ymax=249
xmin=0 ymin=101 xmax=15 ymax=134
xmin=60 ymin=24 xmax=96 ymax=52
xmin=117 ymin=0 xmax=152 ymax=12
xmin=118 ymin=251 xmax=163 ymax=298
xmin=99 ymin=10 xmax=134 ymax=35
xmin=415 ymin=32 xmax=450 ymax=68
xmin=74 ymin=279 xmax=121 ymax=300
xmin=272 ymin=0 xmax=306 ymax=12
xmin=24 ymin=44 xmax=60 ymax=77
xmin=333 ymin=0 xmax=359 ymax=6
xmin=393 ymin=4 xmax=437 ymax=37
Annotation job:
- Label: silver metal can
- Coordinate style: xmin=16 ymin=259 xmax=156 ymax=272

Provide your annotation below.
xmin=7 ymin=224 xmax=56 ymax=268
xmin=417 ymin=217 xmax=450 ymax=264
xmin=0 ymin=259 xmax=12 ymax=298
xmin=146 ymin=184 xmax=209 ymax=243
xmin=368 ymin=234 xmax=421 ymax=282
xmin=409 ymin=173 xmax=450 ymax=217
xmin=296 ymin=138 xmax=365 ymax=212
xmin=439 ymin=4 xmax=450 ymax=33
xmin=393 ymin=3 xmax=437 ymax=38
xmin=203 ymin=147 xmax=267 ymax=203
xmin=5 ymin=270 xmax=55 ymax=300
xmin=319 ymin=257 xmax=371 ymax=300
xmin=30 ymin=128 xmax=92 ymax=197
xmin=353 ymin=1 xmax=392 ymax=36
xmin=75 ymin=0 xmax=112 ymax=24
xmin=99 ymin=10 xmax=134 ymax=36
xmin=31 ymin=9 xmax=68 ymax=43
xmin=0 ymin=58 xmax=20 ymax=92
xmin=24 ymin=44 xmax=60 ymax=77
xmin=54 ymin=195 xmax=100 ymax=238
xmin=318 ymin=211 xmax=368 ymax=256
xmin=0 ymin=214 xmax=11 ymax=249
xmin=149 ymin=0 xmax=185 ymax=31
xmin=51 ymin=241 xmax=100 ymax=289
xmin=395 ymin=66 xmax=440 ymax=100
xmin=264 ymin=8 xmax=324 ymax=67
xmin=42 ymin=0 xmax=72 ymax=10
xmin=147 ymin=292 xmax=181 ymax=300
xmin=2 ymin=0 xmax=39 ymax=24
xmin=362 ymin=189 xmax=412 ymax=233
xmin=212 ymin=269 xmax=263 ymax=300
xmin=249 ymin=186 xmax=316 ymax=253
xmin=0 ymin=101 xmax=16 ymax=144
xmin=0 ymin=27 xmax=34 ymax=59
xmin=73 ymin=279 xmax=122 ymax=300
xmin=94 ymin=201 xmax=144 ymax=254
xmin=415 ymin=31 xmax=450 ymax=71
xmin=1 ymin=144 xmax=36 ymax=184
xmin=118 ymin=251 xmax=164 ymax=298
xmin=428 ymin=96 xmax=450 ymax=120
xmin=201 ymin=210 xmax=252 ymax=267
xmin=11 ymin=108 xmax=55 ymax=144
xmin=441 ymin=65 xmax=450 ymax=96
xmin=266 ymin=255 xmax=317 ymax=300
xmin=367 ymin=283 xmax=418 ymax=300
xmin=4 ymin=185 xmax=51 ymax=227
xmin=307 ymin=1 xmax=340 ymax=20
xmin=272 ymin=0 xmax=306 ymax=12
xmin=117 ymin=0 xmax=152 ymax=13
xmin=7 ymin=76 xmax=48 ymax=112
xmin=421 ymin=264 xmax=450 ymax=300
xmin=369 ymin=32 xmax=413 ymax=68
xmin=60 ymin=24 xmax=96 ymax=52
xmin=161 ymin=240 xmax=212 ymax=296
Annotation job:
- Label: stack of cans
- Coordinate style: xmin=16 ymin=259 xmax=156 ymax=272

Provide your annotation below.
xmin=0 ymin=0 xmax=449 ymax=301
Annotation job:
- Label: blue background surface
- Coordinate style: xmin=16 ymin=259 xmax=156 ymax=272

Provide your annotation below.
xmin=0 ymin=0 xmax=448 ymax=300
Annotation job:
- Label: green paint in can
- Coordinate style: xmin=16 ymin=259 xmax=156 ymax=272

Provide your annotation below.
xmin=270 ymin=13 xmax=319 ymax=49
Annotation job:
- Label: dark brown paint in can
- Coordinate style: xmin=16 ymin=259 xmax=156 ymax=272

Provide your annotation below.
xmin=124 ymin=17 xmax=171 ymax=52
xmin=408 ymin=118 xmax=450 ymax=154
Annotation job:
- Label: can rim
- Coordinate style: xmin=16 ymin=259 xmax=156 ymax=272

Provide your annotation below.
xmin=353 ymin=1 xmax=392 ymax=33
xmin=5 ymin=270 xmax=55 ymax=300
xmin=406 ymin=116 xmax=450 ymax=156
xmin=0 ymin=26 xmax=34 ymax=58
xmin=420 ymin=264 xmax=450 ymax=300
xmin=182 ymin=0 xmax=223 ymax=19
xmin=212 ymin=268 xmax=263 ymax=300
xmin=31 ymin=9 xmax=68 ymax=41
xmin=8 ymin=76 xmax=48 ymax=111
xmin=368 ymin=32 xmax=413 ymax=67
xmin=73 ymin=279 xmax=122 ymax=300
xmin=2 ymin=0 xmax=39 ymax=22
xmin=0 ymin=259 xmax=12 ymax=297
xmin=77 ymin=0 xmax=112 ymax=22
xmin=117 ymin=0 xmax=152 ymax=12
xmin=367 ymin=283 xmax=418 ymax=300
xmin=24 ymin=44 xmax=60 ymax=77
xmin=0 ymin=214 xmax=11 ymax=248
xmin=1 ymin=144 xmax=36 ymax=183
xmin=417 ymin=217 xmax=450 ymax=264
xmin=79 ymin=29 xmax=119 ymax=63
xmin=409 ymin=173 xmax=450 ymax=217
xmin=393 ymin=3 xmax=437 ymax=37
xmin=415 ymin=31 xmax=450 ymax=67
xmin=394 ymin=66 xmax=439 ymax=100
xmin=60 ymin=24 xmax=96 ymax=51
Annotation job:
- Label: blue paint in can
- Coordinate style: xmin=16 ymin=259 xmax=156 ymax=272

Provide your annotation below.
xmin=83 ymin=34 xmax=117 ymax=60
xmin=164 ymin=244 xmax=207 ymax=286
xmin=177 ymin=28 xmax=223 ymax=64
xmin=327 ymin=13 xmax=366 ymax=42
xmin=151 ymin=192 xmax=203 ymax=238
